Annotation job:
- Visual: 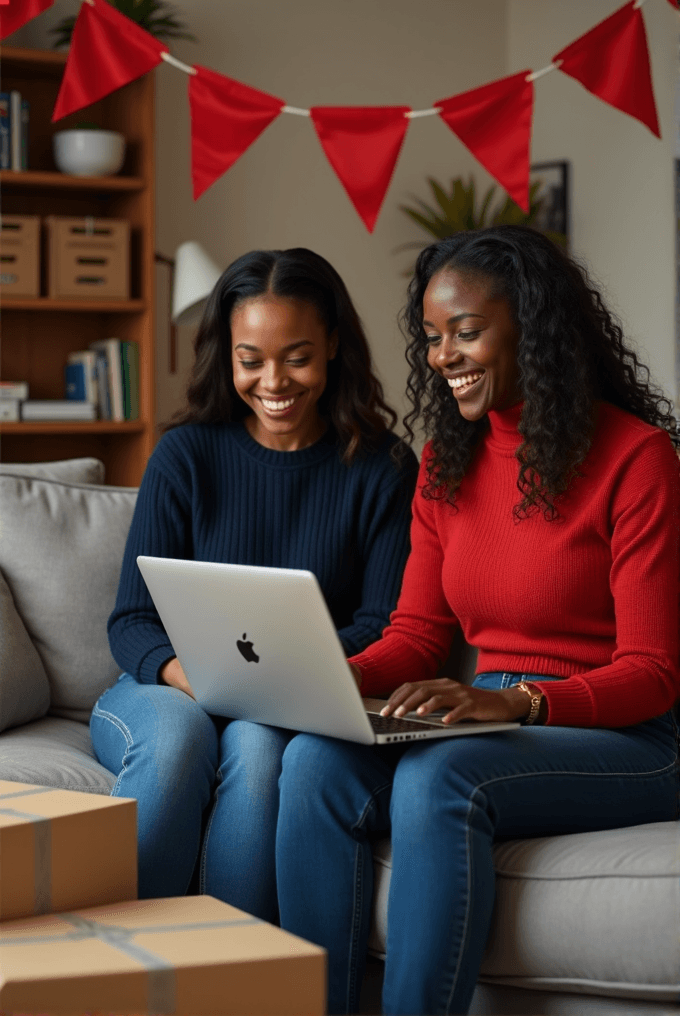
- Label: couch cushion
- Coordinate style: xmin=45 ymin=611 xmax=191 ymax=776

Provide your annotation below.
xmin=0 ymin=458 xmax=105 ymax=484
xmin=0 ymin=475 xmax=137 ymax=722
xmin=369 ymin=823 xmax=680 ymax=1002
xmin=0 ymin=716 xmax=115 ymax=793
xmin=0 ymin=567 xmax=50 ymax=731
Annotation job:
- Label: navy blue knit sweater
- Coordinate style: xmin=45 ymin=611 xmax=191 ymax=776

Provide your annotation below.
xmin=108 ymin=421 xmax=418 ymax=684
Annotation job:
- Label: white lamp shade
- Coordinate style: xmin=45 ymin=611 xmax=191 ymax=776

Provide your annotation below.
xmin=172 ymin=241 xmax=223 ymax=326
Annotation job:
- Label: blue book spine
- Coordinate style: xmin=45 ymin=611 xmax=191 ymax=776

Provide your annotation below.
xmin=65 ymin=362 xmax=87 ymax=401
xmin=0 ymin=93 xmax=10 ymax=170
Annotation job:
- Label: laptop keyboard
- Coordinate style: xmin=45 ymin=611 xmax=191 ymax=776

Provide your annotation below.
xmin=368 ymin=712 xmax=444 ymax=734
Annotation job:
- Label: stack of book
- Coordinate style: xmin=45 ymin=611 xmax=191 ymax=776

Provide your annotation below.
xmin=0 ymin=90 xmax=29 ymax=171
xmin=21 ymin=400 xmax=96 ymax=422
xmin=0 ymin=381 xmax=28 ymax=422
xmin=65 ymin=338 xmax=139 ymax=422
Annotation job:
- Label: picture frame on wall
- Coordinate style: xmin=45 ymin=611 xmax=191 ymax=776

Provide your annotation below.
xmin=530 ymin=161 xmax=570 ymax=245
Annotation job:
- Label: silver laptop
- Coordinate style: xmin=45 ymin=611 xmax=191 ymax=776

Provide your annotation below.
xmin=136 ymin=556 xmax=520 ymax=745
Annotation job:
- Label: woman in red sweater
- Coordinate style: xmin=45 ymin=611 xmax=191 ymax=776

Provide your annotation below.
xmin=275 ymin=226 xmax=680 ymax=1015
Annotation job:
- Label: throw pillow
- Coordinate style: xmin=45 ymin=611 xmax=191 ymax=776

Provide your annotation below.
xmin=0 ymin=566 xmax=51 ymax=731
xmin=0 ymin=458 xmax=105 ymax=484
xmin=0 ymin=475 xmax=138 ymax=723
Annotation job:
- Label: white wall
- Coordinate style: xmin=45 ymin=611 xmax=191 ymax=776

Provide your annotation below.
xmin=507 ymin=0 xmax=679 ymax=405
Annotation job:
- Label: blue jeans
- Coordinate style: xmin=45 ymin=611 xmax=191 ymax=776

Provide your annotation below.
xmin=275 ymin=673 xmax=680 ymax=1015
xmin=90 ymin=673 xmax=294 ymax=920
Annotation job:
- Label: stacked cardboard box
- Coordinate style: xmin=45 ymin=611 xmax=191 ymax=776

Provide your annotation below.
xmin=0 ymin=780 xmax=326 ymax=1014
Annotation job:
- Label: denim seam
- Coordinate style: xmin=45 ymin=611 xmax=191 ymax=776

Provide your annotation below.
xmin=443 ymin=788 xmax=477 ymax=1013
xmin=90 ymin=702 xmax=133 ymax=799
xmin=347 ymin=841 xmax=362 ymax=1012
xmin=348 ymin=783 xmax=392 ymax=1012
xmin=199 ymin=765 xmax=223 ymax=895
xmin=473 ymin=756 xmax=679 ymax=788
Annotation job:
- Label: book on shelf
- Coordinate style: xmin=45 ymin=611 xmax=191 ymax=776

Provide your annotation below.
xmin=0 ymin=400 xmax=20 ymax=422
xmin=93 ymin=351 xmax=111 ymax=420
xmin=0 ymin=90 xmax=29 ymax=171
xmin=0 ymin=93 xmax=9 ymax=170
xmin=20 ymin=98 xmax=29 ymax=171
xmin=121 ymin=340 xmax=139 ymax=420
xmin=65 ymin=350 xmax=98 ymax=405
xmin=90 ymin=338 xmax=124 ymax=422
xmin=21 ymin=400 xmax=97 ymax=421
xmin=0 ymin=381 xmax=29 ymax=400
xmin=89 ymin=338 xmax=139 ymax=423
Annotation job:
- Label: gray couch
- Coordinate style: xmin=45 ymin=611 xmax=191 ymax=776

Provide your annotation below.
xmin=1 ymin=459 xmax=678 ymax=1016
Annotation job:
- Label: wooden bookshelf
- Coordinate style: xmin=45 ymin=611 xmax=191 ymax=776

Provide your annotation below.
xmin=0 ymin=46 xmax=156 ymax=487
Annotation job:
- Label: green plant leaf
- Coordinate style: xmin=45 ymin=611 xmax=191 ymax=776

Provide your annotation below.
xmin=478 ymin=185 xmax=496 ymax=227
xmin=399 ymin=173 xmax=568 ymax=259
xmin=50 ymin=0 xmax=196 ymax=46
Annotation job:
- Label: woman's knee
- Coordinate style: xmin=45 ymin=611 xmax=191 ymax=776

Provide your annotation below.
xmin=91 ymin=674 xmax=219 ymax=777
xmin=216 ymin=721 xmax=294 ymax=800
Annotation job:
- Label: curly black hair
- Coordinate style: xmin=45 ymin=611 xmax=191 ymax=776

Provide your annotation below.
xmin=401 ymin=225 xmax=677 ymax=520
xmin=164 ymin=247 xmax=397 ymax=463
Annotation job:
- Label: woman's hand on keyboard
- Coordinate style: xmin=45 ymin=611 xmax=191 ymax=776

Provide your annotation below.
xmin=379 ymin=678 xmax=531 ymax=725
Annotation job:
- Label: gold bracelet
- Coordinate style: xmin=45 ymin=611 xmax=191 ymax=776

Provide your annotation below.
xmin=516 ymin=681 xmax=543 ymax=725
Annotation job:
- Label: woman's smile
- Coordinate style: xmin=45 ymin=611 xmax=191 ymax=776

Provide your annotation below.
xmin=423 ymin=269 xmax=521 ymax=422
xmin=231 ymin=295 xmax=337 ymax=450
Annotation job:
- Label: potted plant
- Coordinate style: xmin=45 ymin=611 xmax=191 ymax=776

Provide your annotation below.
xmin=50 ymin=0 xmax=195 ymax=47
xmin=399 ymin=175 xmax=567 ymax=252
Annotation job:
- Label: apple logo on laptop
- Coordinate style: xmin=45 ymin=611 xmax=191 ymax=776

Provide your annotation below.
xmin=236 ymin=633 xmax=259 ymax=663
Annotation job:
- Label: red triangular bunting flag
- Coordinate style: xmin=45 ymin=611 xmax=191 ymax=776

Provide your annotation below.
xmin=52 ymin=0 xmax=167 ymax=122
xmin=436 ymin=72 xmax=533 ymax=213
xmin=310 ymin=106 xmax=410 ymax=232
xmin=554 ymin=1 xmax=660 ymax=138
xmin=666 ymin=0 xmax=679 ymax=8
xmin=0 ymin=0 xmax=53 ymax=40
xmin=189 ymin=66 xmax=285 ymax=200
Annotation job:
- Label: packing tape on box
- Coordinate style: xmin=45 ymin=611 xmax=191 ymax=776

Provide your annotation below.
xmin=0 ymin=787 xmax=54 ymax=915
xmin=1 ymin=913 xmax=262 ymax=1014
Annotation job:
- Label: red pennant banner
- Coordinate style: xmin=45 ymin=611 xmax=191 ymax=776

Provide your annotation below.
xmin=554 ymin=0 xmax=660 ymax=138
xmin=52 ymin=0 xmax=167 ymax=122
xmin=0 ymin=0 xmax=53 ymax=40
xmin=310 ymin=106 xmax=410 ymax=233
xmin=436 ymin=72 xmax=534 ymax=213
xmin=189 ymin=66 xmax=285 ymax=200
xmin=666 ymin=0 xmax=679 ymax=8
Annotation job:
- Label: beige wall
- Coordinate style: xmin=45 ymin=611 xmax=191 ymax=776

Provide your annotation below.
xmin=11 ymin=0 xmax=679 ymax=424
xmin=507 ymin=0 xmax=679 ymax=405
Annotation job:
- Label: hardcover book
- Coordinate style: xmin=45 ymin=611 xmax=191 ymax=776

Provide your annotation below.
xmin=89 ymin=338 xmax=124 ymax=422
xmin=0 ymin=93 xmax=10 ymax=170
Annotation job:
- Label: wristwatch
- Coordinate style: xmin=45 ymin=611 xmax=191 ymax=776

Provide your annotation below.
xmin=516 ymin=681 xmax=544 ymax=725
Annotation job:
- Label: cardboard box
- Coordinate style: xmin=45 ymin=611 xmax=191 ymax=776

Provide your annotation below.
xmin=46 ymin=215 xmax=130 ymax=299
xmin=0 ymin=214 xmax=40 ymax=297
xmin=0 ymin=895 xmax=326 ymax=1015
xmin=0 ymin=780 xmax=137 ymax=922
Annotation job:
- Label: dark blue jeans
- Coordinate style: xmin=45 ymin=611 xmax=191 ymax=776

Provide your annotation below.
xmin=275 ymin=673 xmax=680 ymax=1015
xmin=90 ymin=673 xmax=294 ymax=919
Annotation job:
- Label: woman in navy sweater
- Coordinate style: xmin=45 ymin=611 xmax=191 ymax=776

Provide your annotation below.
xmin=90 ymin=247 xmax=418 ymax=920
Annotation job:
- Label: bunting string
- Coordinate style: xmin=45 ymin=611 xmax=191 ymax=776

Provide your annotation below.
xmin=1 ymin=0 xmax=674 ymax=232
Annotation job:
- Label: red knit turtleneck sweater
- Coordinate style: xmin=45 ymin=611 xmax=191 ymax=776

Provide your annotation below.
xmin=351 ymin=402 xmax=680 ymax=727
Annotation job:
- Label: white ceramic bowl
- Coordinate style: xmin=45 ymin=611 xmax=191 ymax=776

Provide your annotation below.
xmin=52 ymin=129 xmax=126 ymax=177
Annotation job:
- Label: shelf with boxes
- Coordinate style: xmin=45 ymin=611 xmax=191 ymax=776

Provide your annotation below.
xmin=0 ymin=44 xmax=156 ymax=488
